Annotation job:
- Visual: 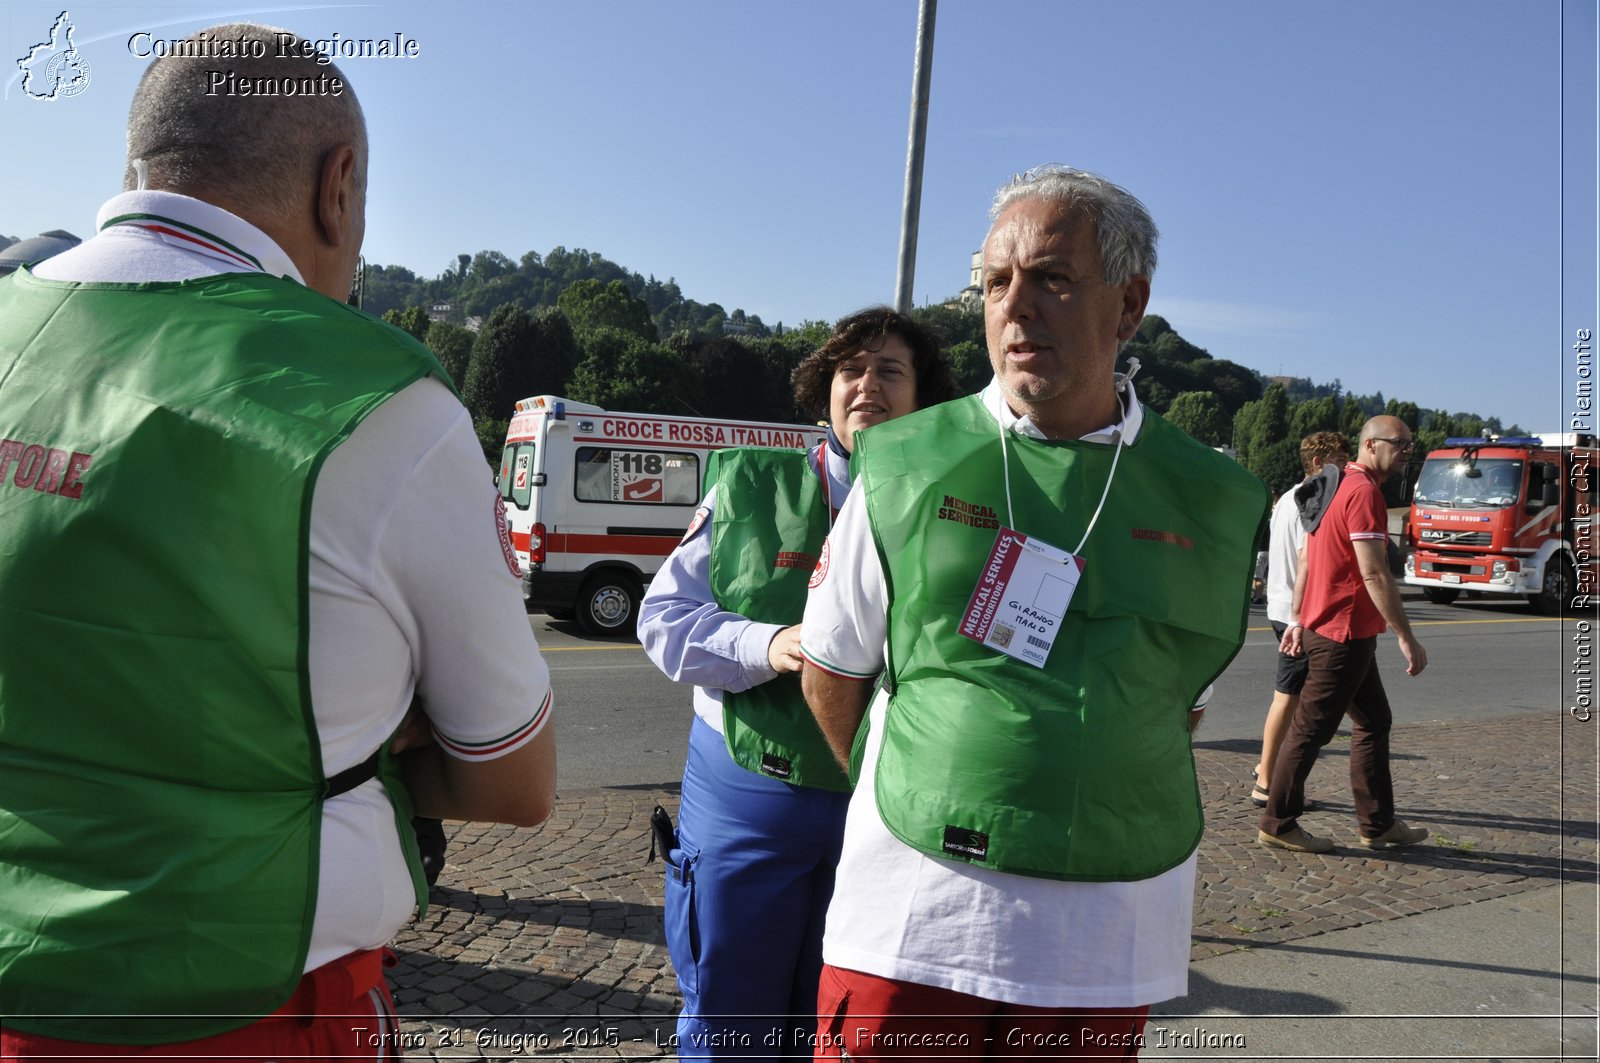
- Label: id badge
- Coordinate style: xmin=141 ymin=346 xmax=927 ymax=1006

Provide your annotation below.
xmin=958 ymin=526 xmax=1083 ymax=668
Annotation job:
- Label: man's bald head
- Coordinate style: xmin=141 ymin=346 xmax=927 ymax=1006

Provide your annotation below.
xmin=124 ymin=23 xmax=366 ymax=222
xmin=1357 ymin=415 xmax=1415 ymax=481
xmin=124 ymin=24 xmax=369 ymax=299
xmin=1358 ymin=416 xmax=1409 ymax=449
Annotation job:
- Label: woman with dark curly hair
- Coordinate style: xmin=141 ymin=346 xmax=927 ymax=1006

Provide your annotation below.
xmin=638 ymin=306 xmax=954 ymax=1059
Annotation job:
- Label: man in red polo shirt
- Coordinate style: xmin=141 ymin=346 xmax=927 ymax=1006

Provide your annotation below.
xmin=1258 ymin=415 xmax=1429 ymax=854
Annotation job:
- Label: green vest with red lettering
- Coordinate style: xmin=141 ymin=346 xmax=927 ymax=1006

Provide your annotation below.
xmin=707 ymin=448 xmax=850 ymax=792
xmin=857 ymin=395 xmax=1268 ymax=881
xmin=0 ymin=269 xmax=444 ymax=1043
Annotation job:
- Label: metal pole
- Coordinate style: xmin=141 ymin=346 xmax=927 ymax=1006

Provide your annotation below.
xmin=894 ymin=0 xmax=936 ymax=314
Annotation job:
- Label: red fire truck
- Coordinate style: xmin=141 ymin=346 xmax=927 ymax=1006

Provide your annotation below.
xmin=1403 ymin=433 xmax=1596 ymax=614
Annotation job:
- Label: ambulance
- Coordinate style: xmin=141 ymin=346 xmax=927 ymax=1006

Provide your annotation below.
xmin=497 ymin=396 xmax=827 ymax=635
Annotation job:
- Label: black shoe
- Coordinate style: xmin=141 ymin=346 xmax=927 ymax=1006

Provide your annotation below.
xmin=412 ymin=815 xmax=447 ymax=887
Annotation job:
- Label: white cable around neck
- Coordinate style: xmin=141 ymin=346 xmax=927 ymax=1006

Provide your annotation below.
xmin=993 ymin=386 xmax=1128 ymax=556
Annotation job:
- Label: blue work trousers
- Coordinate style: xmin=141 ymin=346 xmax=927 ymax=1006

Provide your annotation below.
xmin=664 ymin=716 xmax=851 ymax=1060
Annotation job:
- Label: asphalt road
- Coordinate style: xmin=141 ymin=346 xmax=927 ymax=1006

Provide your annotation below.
xmin=531 ymin=595 xmax=1570 ymax=791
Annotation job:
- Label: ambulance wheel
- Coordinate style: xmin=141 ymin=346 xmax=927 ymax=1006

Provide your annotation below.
xmin=577 ymin=573 xmax=640 ymax=636
xmin=1532 ymin=558 xmax=1571 ymax=616
xmin=1422 ymin=587 xmax=1460 ymax=605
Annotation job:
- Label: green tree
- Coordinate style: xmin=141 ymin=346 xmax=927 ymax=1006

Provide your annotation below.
xmin=382 ymin=304 xmax=431 ymax=343
xmin=698 ymin=303 xmax=727 ymax=340
xmin=1423 ymin=410 xmax=1488 ymax=439
xmin=912 ymin=302 xmax=985 ymax=350
xmin=1252 ymin=437 xmax=1305 ymax=498
xmin=1164 ymin=391 xmax=1230 ymax=447
xmin=749 ymin=331 xmax=823 ymax=422
xmin=568 ymin=328 xmax=702 ymax=413
xmin=466 ymin=250 xmax=515 ymax=286
xmin=1192 ymin=359 xmax=1262 ymax=418
xmin=945 ymin=340 xmax=992 ymax=396
xmin=1288 ymin=395 xmax=1340 ymax=441
xmin=529 ymin=308 xmax=581 ymax=398
xmin=1134 ymin=314 xmax=1174 ymax=342
xmin=461 ymin=304 xmax=541 ymax=426
xmin=1134 ymin=360 xmax=1198 ymax=412
xmin=1232 ymin=383 xmax=1290 ymax=469
xmin=462 ymin=272 xmax=540 ymax=317
xmin=1340 ymin=395 xmax=1368 ymax=441
xmin=780 ymin=320 xmax=834 ymax=349
xmin=1383 ymin=399 xmax=1421 ymax=433
xmin=473 ymin=417 xmax=509 ymax=468
xmin=425 ymin=321 xmax=474 ymax=388
xmin=1136 ymin=377 xmax=1175 ymax=412
xmin=690 ymin=337 xmax=773 ymax=419
xmin=362 ymin=264 xmax=420 ymax=317
xmin=558 ymin=279 xmax=659 ymax=341
xmin=1152 ymin=330 xmax=1209 ymax=364
xmin=1119 ymin=318 xmax=1258 ymax=417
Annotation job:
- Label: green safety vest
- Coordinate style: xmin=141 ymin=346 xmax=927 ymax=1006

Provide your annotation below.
xmin=857 ymin=395 xmax=1268 ymax=881
xmin=707 ymin=448 xmax=849 ymax=792
xmin=0 ymin=269 xmax=445 ymax=1042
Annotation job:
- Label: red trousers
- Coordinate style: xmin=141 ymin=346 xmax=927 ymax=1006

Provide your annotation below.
xmin=1 ymin=950 xmax=401 ymax=1061
xmin=814 ymin=965 xmax=1150 ymax=1061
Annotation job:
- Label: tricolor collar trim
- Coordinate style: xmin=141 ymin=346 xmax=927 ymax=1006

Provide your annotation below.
xmin=100 ymin=212 xmax=264 ymax=273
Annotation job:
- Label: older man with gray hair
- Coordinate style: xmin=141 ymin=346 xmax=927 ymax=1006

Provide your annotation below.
xmin=800 ymin=166 xmax=1266 ymax=1060
xmin=0 ymin=24 xmax=554 ymax=1056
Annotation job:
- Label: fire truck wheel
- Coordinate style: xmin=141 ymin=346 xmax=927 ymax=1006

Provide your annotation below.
xmin=577 ymin=573 xmax=640 ymax=636
xmin=1532 ymin=558 xmax=1571 ymax=616
xmin=1421 ymin=587 xmax=1460 ymax=605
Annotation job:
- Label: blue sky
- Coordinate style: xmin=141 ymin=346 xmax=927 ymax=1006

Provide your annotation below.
xmin=3 ymin=0 xmax=1594 ymax=434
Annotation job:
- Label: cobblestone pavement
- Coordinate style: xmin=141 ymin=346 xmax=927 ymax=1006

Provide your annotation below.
xmin=386 ymin=710 xmax=1595 ymax=1060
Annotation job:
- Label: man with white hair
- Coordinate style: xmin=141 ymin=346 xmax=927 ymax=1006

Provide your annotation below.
xmin=801 ymin=166 xmax=1266 ymax=1060
xmin=0 ymin=24 xmax=554 ymax=1055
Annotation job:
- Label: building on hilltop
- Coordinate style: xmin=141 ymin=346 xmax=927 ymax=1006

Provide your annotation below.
xmin=956 ymin=250 xmax=982 ymax=307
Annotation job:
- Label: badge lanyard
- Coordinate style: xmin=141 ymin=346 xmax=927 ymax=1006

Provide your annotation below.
xmin=958 ymin=387 xmax=1128 ymax=668
xmin=994 ymin=384 xmax=1126 ymax=556
xmin=810 ymin=441 xmax=840 ymax=526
